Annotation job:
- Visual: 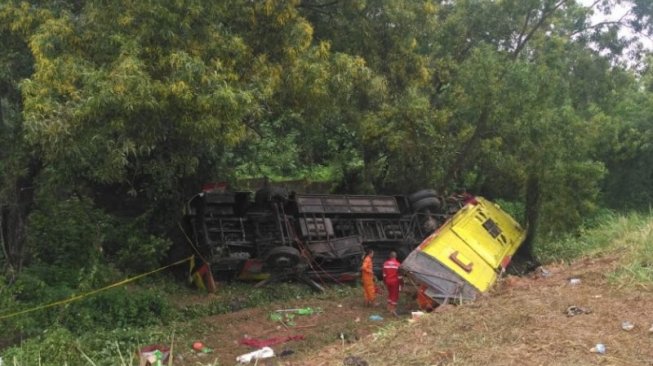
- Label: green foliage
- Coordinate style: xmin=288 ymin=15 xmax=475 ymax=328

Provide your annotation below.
xmin=3 ymin=324 xmax=177 ymax=366
xmin=606 ymin=213 xmax=653 ymax=287
xmin=0 ymin=269 xmax=173 ymax=339
xmin=598 ymin=68 xmax=653 ymax=210
xmin=3 ymin=326 xmax=82 ymax=366
xmin=534 ymin=210 xmax=651 ymax=263
xmin=534 ymin=210 xmax=621 ymax=263
xmin=492 ymin=199 xmax=526 ymax=227
xmin=62 ymin=287 xmax=174 ymax=333
xmin=536 ymin=209 xmax=653 ymax=288
xmin=0 ymin=281 xmax=354 ymax=365
xmin=27 ymin=195 xmax=107 ymax=269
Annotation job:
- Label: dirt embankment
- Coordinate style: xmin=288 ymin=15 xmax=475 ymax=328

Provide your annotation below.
xmin=174 ymin=254 xmax=653 ymax=366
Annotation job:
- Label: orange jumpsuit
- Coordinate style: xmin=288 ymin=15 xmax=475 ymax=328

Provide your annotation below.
xmin=417 ymin=284 xmax=436 ymax=312
xmin=361 ymin=255 xmax=376 ymax=304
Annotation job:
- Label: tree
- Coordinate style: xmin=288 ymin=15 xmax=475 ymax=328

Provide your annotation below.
xmin=0 ymin=2 xmax=38 ymax=276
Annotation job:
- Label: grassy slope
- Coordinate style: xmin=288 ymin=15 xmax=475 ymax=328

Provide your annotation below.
xmin=295 ymin=211 xmax=653 ymax=366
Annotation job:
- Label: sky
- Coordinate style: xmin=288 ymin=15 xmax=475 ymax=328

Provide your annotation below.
xmin=580 ymin=0 xmax=653 ymax=50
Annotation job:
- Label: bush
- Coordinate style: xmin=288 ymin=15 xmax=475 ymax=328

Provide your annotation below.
xmin=0 ymin=270 xmax=175 ymax=347
xmin=60 ymin=287 xmax=175 ymax=333
xmin=27 ymin=196 xmax=109 ymax=269
xmin=492 ymin=199 xmax=525 ymax=226
xmin=114 ymin=234 xmax=171 ymax=274
xmin=3 ymin=325 xmax=177 ymax=366
xmin=2 ymin=326 xmax=82 ymax=366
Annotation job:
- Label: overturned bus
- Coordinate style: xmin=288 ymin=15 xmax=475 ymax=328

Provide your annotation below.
xmin=401 ymin=196 xmax=527 ymax=304
xmin=183 ymin=183 xmax=467 ymax=290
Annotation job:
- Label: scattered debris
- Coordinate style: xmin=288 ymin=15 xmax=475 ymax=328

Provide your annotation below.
xmin=138 ymin=345 xmax=170 ymax=366
xmin=338 ymin=332 xmax=359 ymax=344
xmin=191 ymin=341 xmax=212 ymax=353
xmin=590 ymin=343 xmax=606 ymax=354
xmin=535 ymin=266 xmax=551 ymax=278
xmin=343 ymin=355 xmax=369 ymax=366
xmin=270 ymin=312 xmax=296 ymax=327
xmin=369 ymin=314 xmax=384 ymax=321
xmin=411 ymin=311 xmax=425 ymax=320
xmin=569 ymin=278 xmax=582 ymax=285
xmin=648 ymin=323 xmax=653 ymax=333
xmin=275 ymin=307 xmax=320 ymax=315
xmin=279 ymin=349 xmax=295 ymax=357
xmin=236 ymin=347 xmax=274 ymax=364
xmin=621 ymin=321 xmax=635 ymax=331
xmin=239 ymin=335 xmax=304 ymax=348
xmin=565 ymin=305 xmax=592 ymax=317
xmin=192 ymin=341 xmax=204 ymax=352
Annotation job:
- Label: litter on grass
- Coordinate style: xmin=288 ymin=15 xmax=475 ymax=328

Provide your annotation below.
xmin=565 ymin=305 xmax=592 ymax=317
xmin=275 ymin=307 xmax=321 ymax=315
xmin=236 ymin=347 xmax=274 ymax=364
xmin=621 ymin=321 xmax=635 ymax=331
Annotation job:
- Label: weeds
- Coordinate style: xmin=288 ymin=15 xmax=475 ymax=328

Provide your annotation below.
xmin=536 ymin=210 xmax=653 ymax=288
xmin=606 ymin=217 xmax=653 ymax=287
xmin=534 ymin=210 xmax=649 ymax=263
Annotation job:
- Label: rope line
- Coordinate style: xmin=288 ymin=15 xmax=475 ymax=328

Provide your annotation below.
xmin=0 ymin=256 xmax=193 ymax=321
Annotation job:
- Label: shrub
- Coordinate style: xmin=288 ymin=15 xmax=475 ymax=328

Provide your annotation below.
xmin=27 ymin=196 xmax=108 ymax=269
xmin=60 ymin=287 xmax=175 ymax=333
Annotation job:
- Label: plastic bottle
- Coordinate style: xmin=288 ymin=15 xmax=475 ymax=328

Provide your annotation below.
xmin=236 ymin=347 xmax=275 ymax=363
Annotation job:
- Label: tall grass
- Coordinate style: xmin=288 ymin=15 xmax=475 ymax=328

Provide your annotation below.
xmin=535 ymin=209 xmax=653 ymax=287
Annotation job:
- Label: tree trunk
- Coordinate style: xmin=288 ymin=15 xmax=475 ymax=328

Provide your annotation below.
xmin=0 ymin=209 xmax=9 ymax=269
xmin=1 ymin=204 xmax=21 ymax=282
xmin=515 ymin=174 xmax=541 ymax=265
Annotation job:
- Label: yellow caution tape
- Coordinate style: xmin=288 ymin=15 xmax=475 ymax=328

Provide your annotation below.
xmin=0 ymin=256 xmax=193 ymax=321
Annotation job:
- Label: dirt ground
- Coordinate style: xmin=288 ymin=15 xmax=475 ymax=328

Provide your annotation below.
xmin=174 ymin=284 xmax=414 ymax=366
xmin=173 ymin=254 xmax=653 ymax=366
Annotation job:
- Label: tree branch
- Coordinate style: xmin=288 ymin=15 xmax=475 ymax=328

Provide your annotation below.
xmin=512 ymin=0 xmax=570 ymax=59
xmin=516 ymin=9 xmax=533 ymax=50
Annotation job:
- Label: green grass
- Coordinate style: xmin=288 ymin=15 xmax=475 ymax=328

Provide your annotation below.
xmin=535 ymin=209 xmax=653 ymax=287
xmin=0 ymin=281 xmax=357 ymax=366
xmin=606 ymin=215 xmax=653 ymax=287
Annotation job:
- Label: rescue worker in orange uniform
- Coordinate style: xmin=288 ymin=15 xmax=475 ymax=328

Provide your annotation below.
xmin=383 ymin=251 xmax=402 ymax=316
xmin=417 ymin=284 xmax=437 ymax=312
xmin=360 ymin=249 xmax=376 ymax=307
